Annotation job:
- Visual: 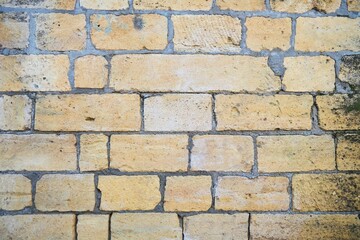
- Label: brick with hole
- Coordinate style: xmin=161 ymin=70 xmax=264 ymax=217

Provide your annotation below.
xmin=75 ymin=55 xmax=108 ymax=89
xmin=0 ymin=95 xmax=32 ymax=131
xmin=133 ymin=0 xmax=212 ymax=10
xmin=0 ymin=174 xmax=32 ymax=211
xmin=0 ymin=13 xmax=29 ymax=49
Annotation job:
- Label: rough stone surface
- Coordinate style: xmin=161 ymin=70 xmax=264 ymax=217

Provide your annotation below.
xmin=0 ymin=174 xmax=32 ymax=211
xmin=77 ymin=215 xmax=109 ymax=240
xmin=36 ymin=13 xmax=86 ymax=51
xmin=0 ymin=95 xmax=32 ymax=131
xmin=216 ymin=176 xmax=289 ymax=211
xmin=35 ymin=94 xmax=140 ymax=131
xmin=0 ymin=134 xmax=77 ymax=171
xmin=80 ymin=0 xmax=128 ymax=10
xmin=110 ymin=55 xmax=280 ymax=92
xmin=172 ymin=15 xmax=241 ymax=53
xmin=251 ymin=214 xmax=360 ymax=239
xmin=191 ymin=135 xmax=254 ymax=172
xmin=0 ymin=0 xmax=76 ymax=9
xmin=144 ymin=94 xmax=212 ymax=131
xmin=337 ymin=134 xmax=360 ymax=171
xmin=110 ymin=135 xmax=188 ymax=172
xmin=80 ymin=134 xmax=108 ymax=171
xmin=111 ymin=213 xmax=182 ymax=240
xmin=348 ymin=0 xmax=360 ymax=11
xmin=164 ymin=176 xmax=212 ymax=211
xmin=184 ymin=214 xmax=249 ymax=240
xmin=0 ymin=55 xmax=70 ymax=91
xmin=35 ymin=174 xmax=95 ymax=211
xmin=98 ymin=175 xmax=160 ymax=211
xmin=270 ymin=0 xmax=342 ymax=13
xmin=283 ymin=56 xmax=335 ymax=92
xmin=216 ymin=94 xmax=313 ymax=131
xmin=257 ymin=135 xmax=336 ymax=172
xmin=246 ymin=17 xmax=292 ymax=51
xmin=217 ymin=0 xmax=265 ymax=11
xmin=134 ymin=0 xmax=212 ymax=10
xmin=293 ymin=174 xmax=360 ymax=211
xmin=0 ymin=13 xmax=29 ymax=49
xmin=91 ymin=14 xmax=168 ymax=50
xmin=75 ymin=55 xmax=108 ymax=89
xmin=339 ymin=55 xmax=360 ymax=92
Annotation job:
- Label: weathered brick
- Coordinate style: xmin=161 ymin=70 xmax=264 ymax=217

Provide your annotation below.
xmin=35 ymin=174 xmax=95 ymax=211
xmin=77 ymin=215 xmax=109 ymax=240
xmin=110 ymin=135 xmax=188 ymax=172
xmin=36 ymin=13 xmax=86 ymax=51
xmin=0 ymin=0 xmax=76 ymax=10
xmin=0 ymin=174 xmax=31 ymax=211
xmin=293 ymin=174 xmax=360 ymax=211
xmin=257 ymin=135 xmax=335 ymax=172
xmin=91 ymin=14 xmax=167 ymax=50
xmin=110 ymin=55 xmax=281 ymax=93
xmin=246 ymin=17 xmax=292 ymax=51
xmin=164 ymin=176 xmax=212 ymax=211
xmin=0 ymin=134 xmax=76 ymax=171
xmin=134 ymin=0 xmax=212 ymax=10
xmin=98 ymin=176 xmax=160 ymax=211
xmin=217 ymin=0 xmax=265 ymax=11
xmin=184 ymin=214 xmax=249 ymax=240
xmin=111 ymin=213 xmax=182 ymax=240
xmin=251 ymin=214 xmax=360 ymax=239
xmin=337 ymin=134 xmax=360 ymax=171
xmin=216 ymin=94 xmax=313 ymax=131
xmin=35 ymin=94 xmax=140 ymax=131
xmin=283 ymin=56 xmax=335 ymax=92
xmin=0 ymin=13 xmax=29 ymax=49
xmin=80 ymin=134 xmax=108 ymax=171
xmin=80 ymin=0 xmax=128 ymax=10
xmin=144 ymin=94 xmax=212 ymax=131
xmin=339 ymin=55 xmax=360 ymax=92
xmin=216 ymin=176 xmax=289 ymax=211
xmin=75 ymin=55 xmax=108 ymax=89
xmin=296 ymin=17 xmax=360 ymax=52
xmin=317 ymin=94 xmax=360 ymax=130
xmin=270 ymin=0 xmax=341 ymax=13
xmin=0 ymin=55 xmax=70 ymax=91
xmin=0 ymin=95 xmax=31 ymax=130
xmin=0 ymin=215 xmax=75 ymax=240
xmin=348 ymin=0 xmax=360 ymax=11
xmin=172 ymin=15 xmax=241 ymax=53
xmin=191 ymin=135 xmax=254 ymax=172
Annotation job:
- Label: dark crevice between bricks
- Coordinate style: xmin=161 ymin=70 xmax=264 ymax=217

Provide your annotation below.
xmin=267 ymin=51 xmax=285 ymax=79
xmin=155 ymin=174 xmax=166 ymax=212
xmin=75 ymin=134 xmax=81 ymax=172
xmin=164 ymin=13 xmax=174 ymax=53
xmin=103 ymin=55 xmax=112 ymax=92
xmin=211 ymin=94 xmax=217 ymax=132
xmin=334 ymin=133 xmax=339 ymax=171
xmin=288 ymin=174 xmax=294 ymax=212
xmin=75 ymin=214 xmax=79 ymax=240
xmin=94 ymin=174 xmax=102 ymax=212
xmin=178 ymin=214 xmax=184 ymax=240
xmin=28 ymin=93 xmax=37 ymax=131
xmin=310 ymin=96 xmax=324 ymax=135
xmin=187 ymin=135 xmax=194 ymax=171
xmin=251 ymin=136 xmax=259 ymax=177
xmin=210 ymin=173 xmax=218 ymax=212
xmin=107 ymin=135 xmax=111 ymax=169
xmin=108 ymin=213 xmax=112 ymax=240
xmin=140 ymin=94 xmax=145 ymax=132
xmin=247 ymin=213 xmax=251 ymax=240
xmin=24 ymin=172 xmax=42 ymax=214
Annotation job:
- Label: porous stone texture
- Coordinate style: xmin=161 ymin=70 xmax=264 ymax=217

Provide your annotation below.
xmin=134 ymin=0 xmax=212 ymax=10
xmin=172 ymin=15 xmax=241 ymax=53
xmin=217 ymin=0 xmax=265 ymax=11
xmin=75 ymin=55 xmax=108 ymax=89
xmin=337 ymin=134 xmax=360 ymax=171
xmin=80 ymin=134 xmax=108 ymax=171
xmin=0 ymin=13 xmax=29 ymax=49
xmin=0 ymin=0 xmax=76 ymax=9
xmin=270 ymin=0 xmax=342 ymax=13
xmin=110 ymin=135 xmax=188 ymax=172
xmin=80 ymin=0 xmax=128 ymax=10
xmin=339 ymin=55 xmax=360 ymax=92
xmin=0 ymin=174 xmax=32 ymax=211
xmin=77 ymin=215 xmax=109 ymax=240
xmin=0 ymin=95 xmax=32 ymax=130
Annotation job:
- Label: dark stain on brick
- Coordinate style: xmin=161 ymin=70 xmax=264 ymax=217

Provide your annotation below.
xmin=11 ymin=0 xmax=46 ymax=6
xmin=133 ymin=15 xmax=144 ymax=30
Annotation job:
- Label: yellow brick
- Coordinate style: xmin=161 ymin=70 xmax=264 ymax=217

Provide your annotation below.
xmin=91 ymin=14 xmax=167 ymax=50
xmin=111 ymin=213 xmax=182 ymax=240
xmin=35 ymin=94 xmax=140 ymax=131
xmin=216 ymin=176 xmax=289 ymax=211
xmin=257 ymin=135 xmax=335 ymax=172
xmin=0 ymin=13 xmax=29 ymax=49
xmin=293 ymin=174 xmax=360 ymax=211
xmin=184 ymin=214 xmax=249 ymax=240
xmin=75 ymin=55 xmax=108 ymax=89
xmin=134 ymin=0 xmax=212 ymax=10
xmin=339 ymin=55 xmax=360 ymax=92
xmin=348 ymin=0 xmax=360 ymax=11
xmin=283 ymin=56 xmax=335 ymax=92
xmin=80 ymin=134 xmax=108 ymax=171
xmin=216 ymin=94 xmax=313 ymax=131
xmin=0 ymin=134 xmax=76 ymax=171
xmin=246 ymin=17 xmax=292 ymax=51
xmin=251 ymin=214 xmax=360 ymax=239
xmin=164 ymin=176 xmax=212 ymax=211
xmin=317 ymin=94 xmax=360 ymax=130
xmin=80 ymin=0 xmax=128 ymax=10
xmin=0 ymin=95 xmax=31 ymax=130
xmin=0 ymin=55 xmax=70 ymax=91
xmin=191 ymin=135 xmax=254 ymax=172
xmin=35 ymin=174 xmax=95 ymax=211
xmin=0 ymin=0 xmax=76 ymax=9
xmin=98 ymin=175 xmax=160 ymax=211
xmin=337 ymin=134 xmax=360 ymax=171
xmin=217 ymin=0 xmax=265 ymax=11
xmin=172 ymin=15 xmax=241 ymax=53
xmin=0 ymin=174 xmax=31 ymax=211
xmin=296 ymin=17 xmax=360 ymax=52
xmin=0 ymin=215 xmax=75 ymax=240
xmin=144 ymin=94 xmax=212 ymax=131
xmin=110 ymin=55 xmax=281 ymax=93
xmin=270 ymin=0 xmax=341 ymax=13
xmin=110 ymin=135 xmax=188 ymax=172
xmin=77 ymin=215 xmax=109 ymax=240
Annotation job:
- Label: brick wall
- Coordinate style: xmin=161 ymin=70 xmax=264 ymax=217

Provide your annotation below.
xmin=0 ymin=0 xmax=359 ymax=239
